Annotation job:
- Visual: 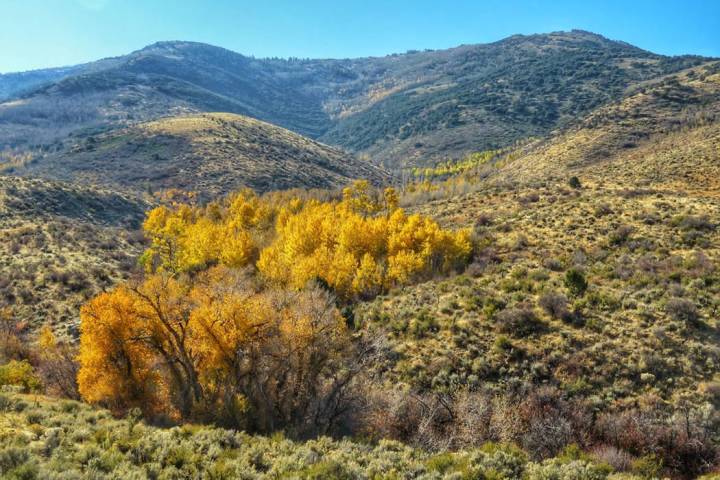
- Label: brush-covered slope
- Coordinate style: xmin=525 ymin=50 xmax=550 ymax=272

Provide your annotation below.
xmin=318 ymin=31 xmax=707 ymax=168
xmin=357 ymin=180 xmax=720 ymax=409
xmin=499 ymin=61 xmax=720 ymax=191
xmin=0 ymin=176 xmax=147 ymax=334
xmin=0 ymin=32 xmax=708 ymax=168
xmin=15 ymin=112 xmax=388 ymax=196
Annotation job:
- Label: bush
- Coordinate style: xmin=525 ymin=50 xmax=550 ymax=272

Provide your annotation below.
xmin=539 ymin=292 xmax=569 ymax=319
xmin=564 ymin=269 xmax=588 ymax=297
xmin=665 ymin=297 xmax=700 ymax=324
xmin=568 ymin=176 xmax=582 ymax=189
xmin=496 ymin=308 xmax=545 ymax=337
xmin=609 ymin=225 xmax=634 ymax=246
xmin=0 ymin=361 xmax=41 ymax=392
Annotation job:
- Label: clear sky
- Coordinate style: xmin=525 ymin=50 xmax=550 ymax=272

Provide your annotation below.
xmin=1 ymin=0 xmax=718 ymax=73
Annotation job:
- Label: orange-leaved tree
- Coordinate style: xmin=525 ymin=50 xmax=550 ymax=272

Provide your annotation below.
xmin=77 ymin=266 xmax=358 ymax=434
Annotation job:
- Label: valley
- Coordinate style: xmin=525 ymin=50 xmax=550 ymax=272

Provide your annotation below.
xmin=0 ymin=28 xmax=719 ymax=480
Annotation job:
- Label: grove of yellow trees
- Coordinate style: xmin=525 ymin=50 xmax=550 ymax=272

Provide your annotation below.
xmin=77 ymin=180 xmax=473 ymax=430
xmin=140 ymin=181 xmax=471 ymax=301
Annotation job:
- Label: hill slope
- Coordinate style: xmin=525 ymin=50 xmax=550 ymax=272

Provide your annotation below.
xmin=359 ymin=181 xmax=719 ymax=407
xmin=0 ymin=31 xmax=709 ymax=168
xmin=0 ymin=176 xmax=147 ymax=334
xmin=0 ymin=392 xmax=631 ymax=479
xmin=11 ymin=112 xmax=388 ymax=196
xmin=497 ymin=61 xmax=720 ymax=191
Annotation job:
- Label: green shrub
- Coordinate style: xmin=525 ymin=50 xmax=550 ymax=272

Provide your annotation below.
xmin=294 ymin=460 xmax=354 ymax=480
xmin=564 ymin=269 xmax=588 ymax=297
xmin=496 ymin=308 xmax=545 ymax=337
xmin=665 ymin=297 xmax=700 ymax=324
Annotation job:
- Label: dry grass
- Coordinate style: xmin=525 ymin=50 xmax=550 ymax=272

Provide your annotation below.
xmin=497 ymin=62 xmax=720 ymax=192
xmin=0 ymin=175 xmax=147 ymax=337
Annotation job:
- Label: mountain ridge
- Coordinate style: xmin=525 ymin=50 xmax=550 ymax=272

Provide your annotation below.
xmin=0 ymin=30 xmax=711 ymax=168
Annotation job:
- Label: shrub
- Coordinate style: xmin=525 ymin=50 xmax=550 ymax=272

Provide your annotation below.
xmin=496 ymin=308 xmax=545 ymax=337
xmin=609 ymin=225 xmax=634 ymax=246
xmin=0 ymin=361 xmax=41 ymax=392
xmin=665 ymin=297 xmax=700 ymax=324
xmin=539 ymin=292 xmax=569 ymax=319
xmin=568 ymin=176 xmax=582 ymax=189
xmin=632 ymin=454 xmax=663 ymax=478
xmin=564 ymin=269 xmax=588 ymax=297
xmin=0 ymin=447 xmax=30 ymax=475
xmin=297 ymin=460 xmax=354 ymax=480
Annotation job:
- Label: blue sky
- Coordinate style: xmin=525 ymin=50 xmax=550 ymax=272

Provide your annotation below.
xmin=1 ymin=0 xmax=718 ymax=73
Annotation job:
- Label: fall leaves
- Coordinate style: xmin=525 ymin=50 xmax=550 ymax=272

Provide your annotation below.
xmin=258 ymin=201 xmax=472 ymax=300
xmin=140 ymin=181 xmax=472 ymax=301
xmin=77 ymin=266 xmax=355 ymax=432
xmin=77 ymin=180 xmax=472 ymax=429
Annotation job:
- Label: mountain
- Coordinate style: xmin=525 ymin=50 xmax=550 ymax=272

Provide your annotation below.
xmin=497 ymin=61 xmax=720 ymax=191
xmin=0 ymin=175 xmax=147 ymax=334
xmin=10 ymin=112 xmax=388 ymax=196
xmin=0 ymin=31 xmax=710 ymax=168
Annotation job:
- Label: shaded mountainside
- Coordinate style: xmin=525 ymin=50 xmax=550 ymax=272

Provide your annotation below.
xmin=0 ymin=175 xmax=147 ymax=333
xmin=497 ymin=61 xmax=720 ymax=191
xmin=0 ymin=31 xmax=710 ymax=168
xmin=12 ymin=112 xmax=389 ymax=196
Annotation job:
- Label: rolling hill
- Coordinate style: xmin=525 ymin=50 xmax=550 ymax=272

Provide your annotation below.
xmin=0 ymin=31 xmax=710 ymax=168
xmin=350 ymin=60 xmax=720 ymax=411
xmin=2 ymin=30 xmax=720 ymax=480
xmin=9 ymin=112 xmax=389 ymax=196
xmin=0 ymin=175 xmax=147 ymax=334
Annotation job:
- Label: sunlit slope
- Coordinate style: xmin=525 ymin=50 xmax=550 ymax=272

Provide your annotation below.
xmin=18 ymin=112 xmax=389 ymax=197
xmin=498 ymin=61 xmax=720 ymax=192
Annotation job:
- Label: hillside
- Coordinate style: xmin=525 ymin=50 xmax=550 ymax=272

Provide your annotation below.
xmin=0 ymin=31 xmax=709 ymax=168
xmin=12 ymin=112 xmax=388 ymax=196
xmin=0 ymin=175 xmax=146 ymax=333
xmin=358 ymin=181 xmax=720 ymax=405
xmin=354 ymin=62 xmax=720 ymax=408
xmin=497 ymin=61 xmax=720 ymax=191
xmin=2 ymin=30 xmax=720 ymax=480
xmin=318 ymin=31 xmax=708 ymax=167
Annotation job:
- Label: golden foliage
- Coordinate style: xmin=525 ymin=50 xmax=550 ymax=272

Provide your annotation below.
xmin=140 ymin=181 xmax=470 ymax=301
xmin=258 ymin=193 xmax=472 ymax=300
xmin=77 ymin=266 xmax=352 ymax=431
xmin=79 ymin=180 xmax=471 ymax=427
xmin=142 ymin=190 xmax=273 ymax=273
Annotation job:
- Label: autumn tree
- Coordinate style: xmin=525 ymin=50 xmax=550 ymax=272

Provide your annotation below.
xmin=77 ymin=266 xmax=361 ymax=434
xmin=141 ymin=190 xmax=273 ymax=273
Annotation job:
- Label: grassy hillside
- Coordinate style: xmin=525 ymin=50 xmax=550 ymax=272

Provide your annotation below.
xmin=498 ymin=61 xmax=720 ymax=191
xmin=354 ymin=63 xmax=720 ymax=407
xmin=13 ymin=112 xmax=388 ymax=196
xmin=0 ymin=391 xmax=657 ymax=479
xmin=0 ymin=32 xmax=709 ymax=168
xmin=0 ymin=176 xmax=146 ymax=333
xmin=357 ymin=181 xmax=719 ymax=405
